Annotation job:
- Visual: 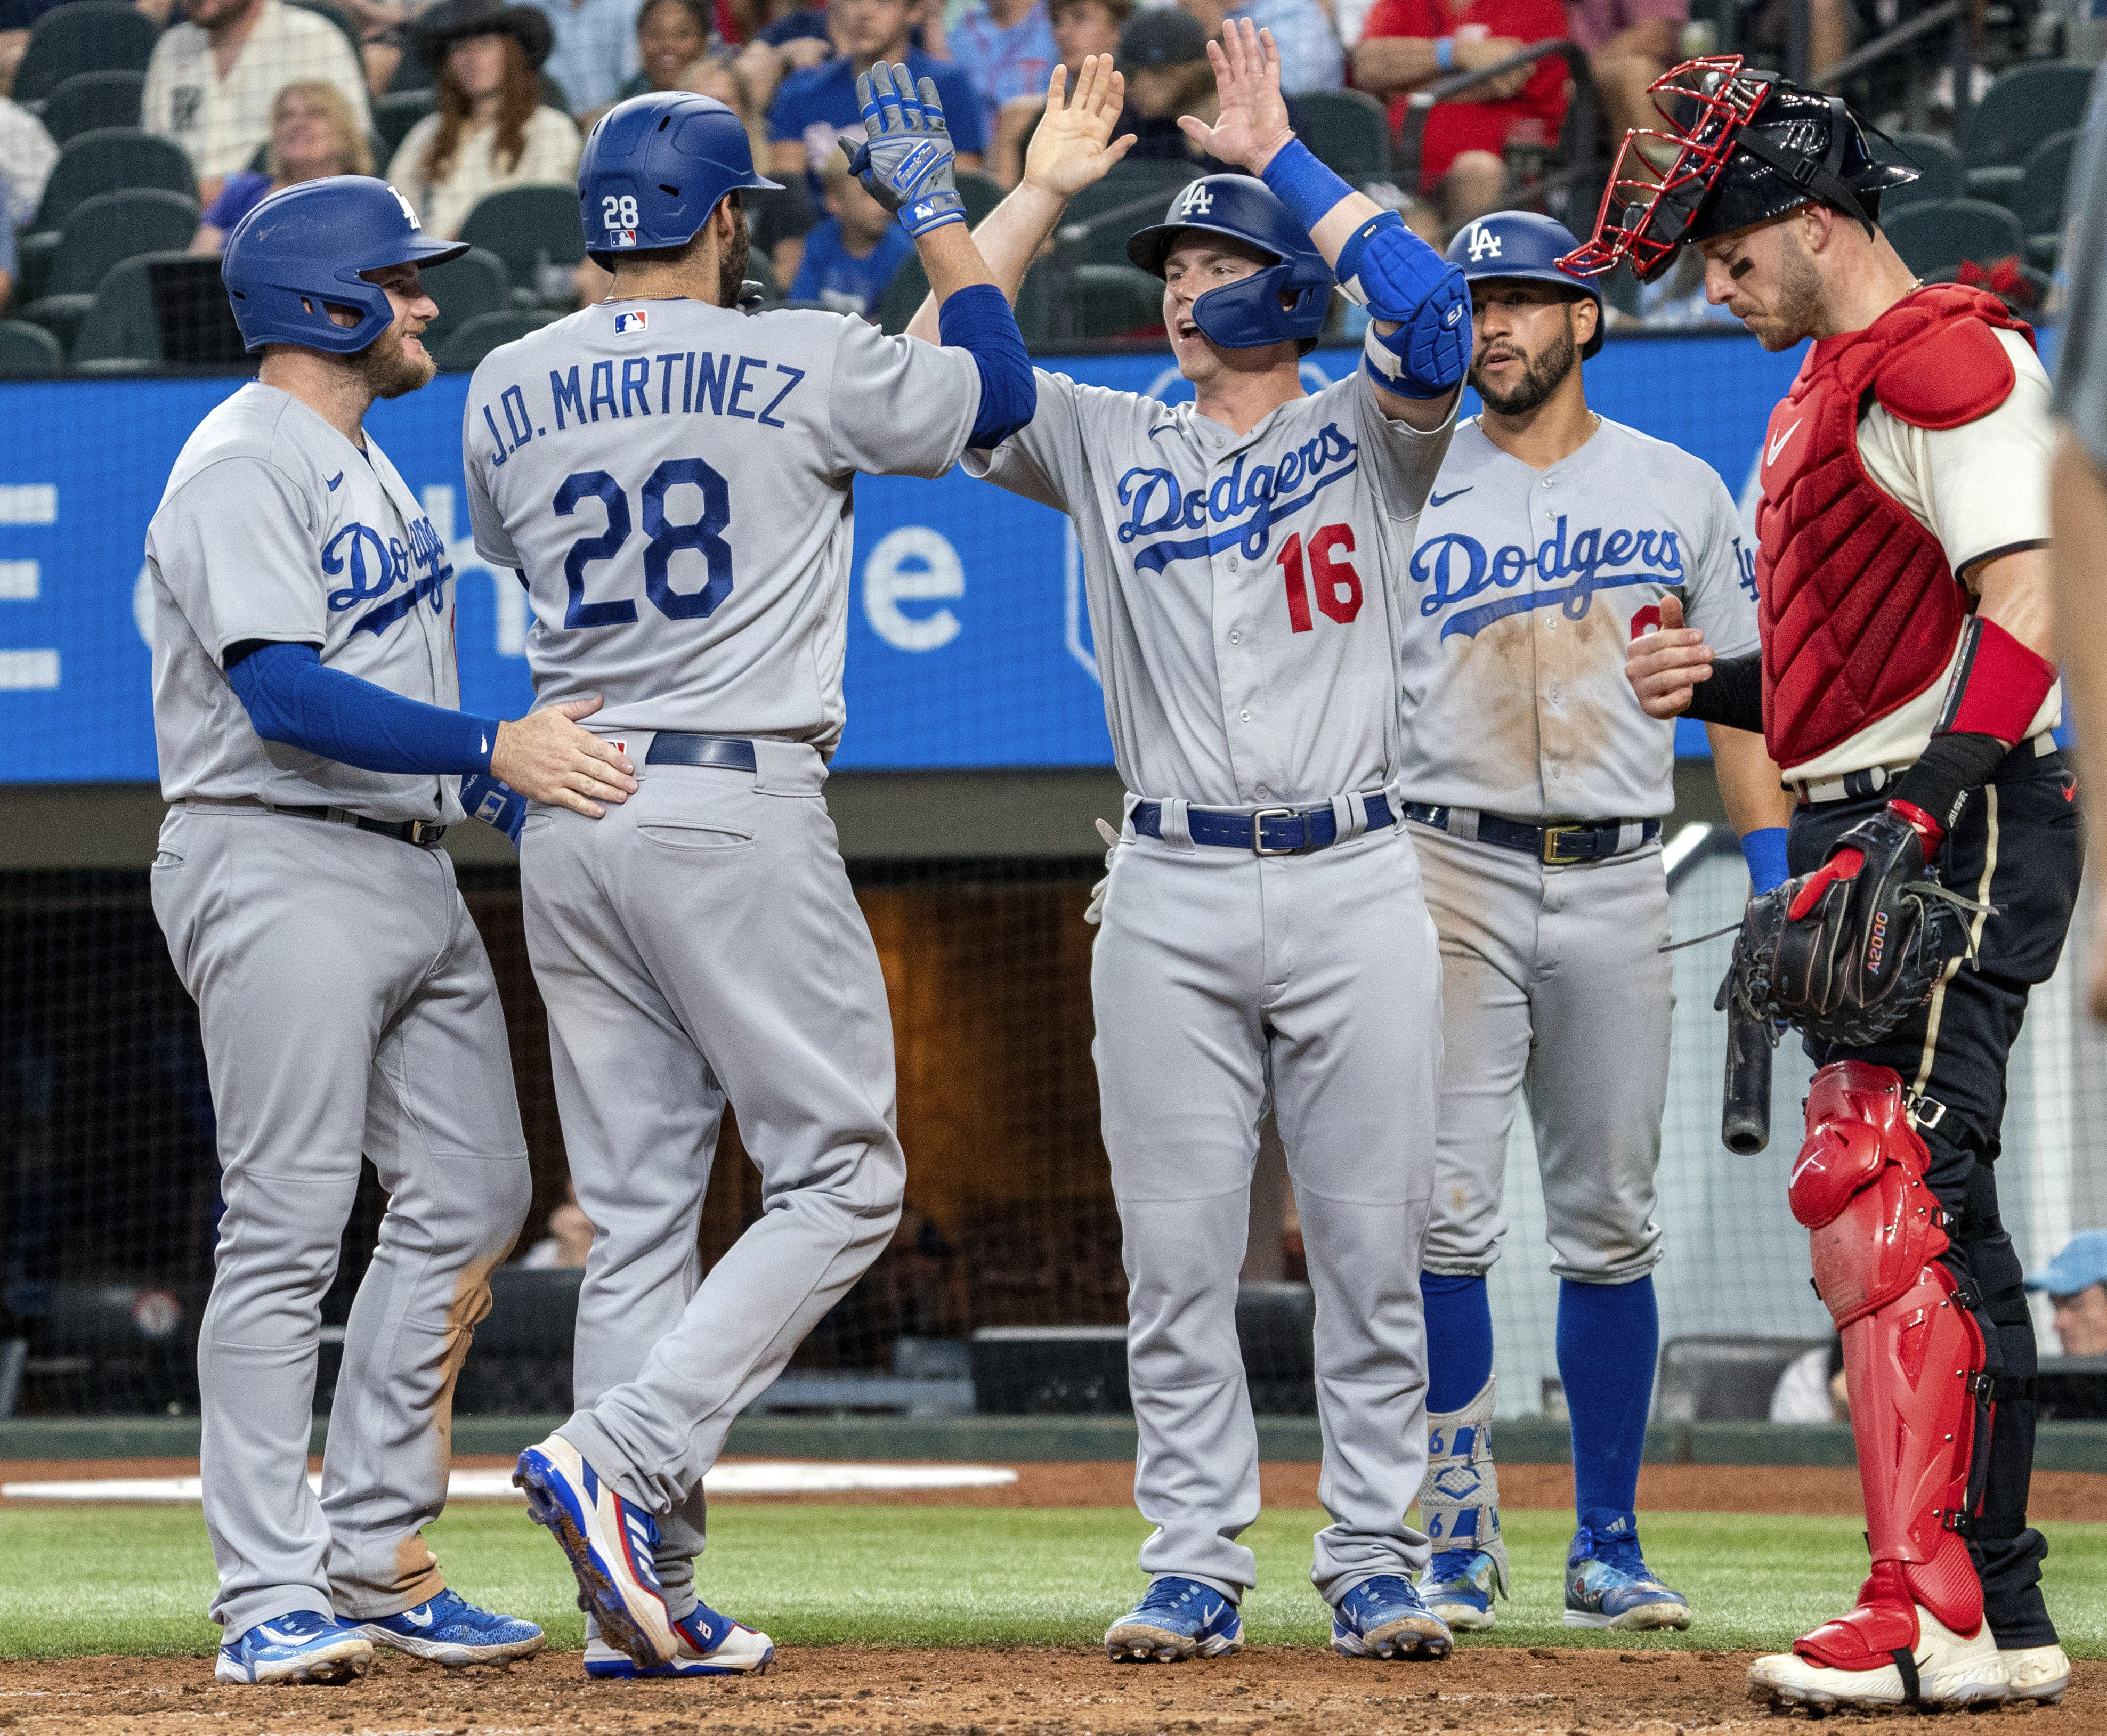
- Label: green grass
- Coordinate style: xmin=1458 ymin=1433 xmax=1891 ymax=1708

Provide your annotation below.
xmin=2 ymin=1504 xmax=2103 ymax=1661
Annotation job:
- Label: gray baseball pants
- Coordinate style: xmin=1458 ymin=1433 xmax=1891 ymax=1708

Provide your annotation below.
xmin=1409 ymin=823 xmax=1671 ymax=1283
xmin=521 ymin=735 xmax=905 ymax=1601
xmin=151 ymin=804 xmax=532 ymax=1636
xmin=1095 ymin=805 xmax=1443 ymax=1604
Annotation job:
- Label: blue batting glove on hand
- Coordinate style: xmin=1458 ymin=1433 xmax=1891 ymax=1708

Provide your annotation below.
xmin=840 ymin=61 xmax=965 ymax=237
xmin=1340 ymin=213 xmax=1470 ymax=398
xmin=460 ymin=772 xmax=527 ymax=849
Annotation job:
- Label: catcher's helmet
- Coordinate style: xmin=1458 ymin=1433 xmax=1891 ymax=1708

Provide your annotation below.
xmin=579 ymin=91 xmax=782 ymax=266
xmin=222 ymin=175 xmax=467 ymax=355
xmin=1560 ymin=56 xmax=1917 ymax=283
xmin=1127 ymin=175 xmax=1333 ymax=350
xmin=1446 ymin=210 xmax=1604 ymax=359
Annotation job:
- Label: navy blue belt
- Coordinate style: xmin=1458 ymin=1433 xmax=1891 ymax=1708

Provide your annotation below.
xmin=1404 ymin=802 xmax=1658 ymax=865
xmin=645 ymin=733 xmax=757 ymax=773
xmin=1131 ymin=794 xmax=1396 ymax=855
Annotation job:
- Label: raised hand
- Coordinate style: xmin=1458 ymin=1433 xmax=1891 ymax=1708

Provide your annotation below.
xmin=1179 ymin=18 xmax=1293 ymax=175
xmin=1023 ymin=55 xmax=1136 ymax=199
xmin=840 ymin=61 xmax=966 ymax=236
xmin=1625 ymin=593 xmax=1716 ymax=719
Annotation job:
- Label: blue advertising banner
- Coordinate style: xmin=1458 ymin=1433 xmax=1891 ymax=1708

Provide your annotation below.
xmin=1 ymin=327 xmax=2023 ymax=782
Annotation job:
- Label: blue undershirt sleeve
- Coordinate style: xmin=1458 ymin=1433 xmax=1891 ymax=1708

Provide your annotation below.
xmin=225 ymin=640 xmax=498 ymax=776
xmin=937 ymin=282 xmax=1036 ymax=450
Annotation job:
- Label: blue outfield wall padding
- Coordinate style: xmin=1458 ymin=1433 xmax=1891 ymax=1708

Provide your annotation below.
xmin=0 ymin=327 xmax=2062 ymax=782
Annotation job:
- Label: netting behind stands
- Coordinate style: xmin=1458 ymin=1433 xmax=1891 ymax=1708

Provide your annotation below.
xmin=6 ymin=847 xmax=2105 ymax=1421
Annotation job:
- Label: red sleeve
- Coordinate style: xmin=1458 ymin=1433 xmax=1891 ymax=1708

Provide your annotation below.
xmin=1363 ymin=0 xmax=1440 ymax=38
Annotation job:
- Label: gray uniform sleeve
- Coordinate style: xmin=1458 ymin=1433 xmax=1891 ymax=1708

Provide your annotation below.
xmin=2053 ymin=69 xmax=2107 ymax=466
xmin=1349 ymin=370 xmax=1458 ymax=520
xmin=959 ymin=367 xmax=1085 ymax=513
xmin=824 ymin=315 xmax=987 ymax=480
xmin=1682 ymin=468 xmax=1762 ymax=659
xmin=464 ymin=418 xmax=522 ymax=571
xmin=158 ymin=457 xmax=326 ymax=662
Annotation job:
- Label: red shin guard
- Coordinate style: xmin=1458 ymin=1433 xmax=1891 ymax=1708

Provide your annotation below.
xmin=1787 ymin=1062 xmax=1986 ymax=1666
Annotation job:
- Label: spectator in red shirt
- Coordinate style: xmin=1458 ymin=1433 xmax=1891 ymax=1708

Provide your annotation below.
xmin=1563 ymin=0 xmax=1686 ymax=180
xmin=1353 ymin=0 xmax=1568 ymax=225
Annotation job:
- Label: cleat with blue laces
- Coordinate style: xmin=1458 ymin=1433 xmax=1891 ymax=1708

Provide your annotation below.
xmin=582 ymin=1601 xmax=776 ymax=1677
xmin=1104 ymin=1576 xmax=1243 ymax=1662
xmin=1418 ymin=1547 xmax=1503 ymax=1632
xmin=215 ymin=1609 xmax=374 ymax=1685
xmin=1563 ymin=1508 xmax=1691 ymax=1631
xmin=356 ymin=1587 xmax=546 ymax=1667
xmin=514 ymin=1433 xmax=678 ymax=1666
xmin=1331 ymin=1575 xmax=1454 ymax=1661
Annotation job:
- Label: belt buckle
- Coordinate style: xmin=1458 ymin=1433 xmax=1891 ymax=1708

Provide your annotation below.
xmin=408 ymin=820 xmax=446 ymax=847
xmin=1251 ymin=807 xmax=1296 ymax=855
xmin=1541 ymin=823 xmax=1586 ymax=865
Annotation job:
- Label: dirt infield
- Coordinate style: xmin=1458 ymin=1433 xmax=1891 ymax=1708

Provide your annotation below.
xmin=1 ymin=1644 xmax=2098 ymax=1735
xmin=6 ymin=1457 xmax=2107 ymax=1520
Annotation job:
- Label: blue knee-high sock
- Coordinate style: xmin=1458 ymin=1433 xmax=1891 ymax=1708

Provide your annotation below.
xmin=1556 ymin=1275 xmax=1657 ymax=1522
xmin=1423 ymin=1274 xmax=1493 ymax=1414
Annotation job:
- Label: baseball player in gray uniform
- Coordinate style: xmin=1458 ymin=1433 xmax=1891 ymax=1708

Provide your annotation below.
xmin=484 ymin=86 xmax=1035 ymax=1675
xmin=1400 ymin=212 xmax=1789 ymax=1635
xmin=907 ymin=30 xmax=1471 ymax=1661
xmin=149 ymin=176 xmax=635 ymax=1685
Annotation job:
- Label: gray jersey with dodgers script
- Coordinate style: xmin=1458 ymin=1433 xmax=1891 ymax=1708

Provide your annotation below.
xmin=1396 ymin=415 xmax=1760 ymax=822
xmin=464 ymin=297 xmax=985 ymax=752
xmin=147 ymin=382 xmax=466 ymax=823
xmin=964 ymin=369 xmax=1454 ymax=806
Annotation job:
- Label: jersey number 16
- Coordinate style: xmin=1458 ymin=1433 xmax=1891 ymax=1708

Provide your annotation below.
xmin=1278 ymin=524 xmax=1363 ymax=633
xmin=553 ymin=459 xmax=735 ymax=628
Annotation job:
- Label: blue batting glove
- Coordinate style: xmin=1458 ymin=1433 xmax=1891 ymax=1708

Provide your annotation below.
xmin=460 ymin=773 xmax=527 ymax=849
xmin=1339 ymin=214 xmax=1470 ymax=399
xmin=840 ymin=61 xmax=965 ymax=237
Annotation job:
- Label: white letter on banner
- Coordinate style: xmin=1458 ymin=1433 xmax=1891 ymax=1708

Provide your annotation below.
xmin=862 ymin=526 xmax=963 ymax=653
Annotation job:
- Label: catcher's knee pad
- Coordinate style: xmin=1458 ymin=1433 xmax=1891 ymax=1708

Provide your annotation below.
xmin=1787 ymin=1064 xmax=1985 ymax=1656
xmin=1417 ymin=1376 xmax=1509 ymax=1593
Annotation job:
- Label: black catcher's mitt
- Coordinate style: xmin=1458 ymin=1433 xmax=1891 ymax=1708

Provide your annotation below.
xmin=1719 ymin=805 xmax=1984 ymax=1049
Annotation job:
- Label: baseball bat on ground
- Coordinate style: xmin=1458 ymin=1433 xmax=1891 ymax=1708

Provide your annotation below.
xmin=1722 ymin=999 xmax=1773 ymax=1155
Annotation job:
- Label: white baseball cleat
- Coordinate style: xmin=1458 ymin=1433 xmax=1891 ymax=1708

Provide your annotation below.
xmin=1747 ymin=1608 xmax=2008 ymax=1712
xmin=514 ymin=1434 xmax=678 ymax=1667
xmin=1999 ymin=1643 xmax=2070 ymax=1705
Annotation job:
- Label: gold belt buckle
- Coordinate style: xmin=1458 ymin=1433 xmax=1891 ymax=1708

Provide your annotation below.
xmin=1541 ymin=823 xmax=1585 ymax=865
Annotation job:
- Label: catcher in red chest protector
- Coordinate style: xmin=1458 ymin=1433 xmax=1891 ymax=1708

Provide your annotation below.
xmin=1568 ymin=58 xmax=2078 ymax=1714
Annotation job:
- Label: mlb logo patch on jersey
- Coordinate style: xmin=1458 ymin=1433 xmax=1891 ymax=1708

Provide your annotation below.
xmin=612 ymin=309 xmax=649 ymax=336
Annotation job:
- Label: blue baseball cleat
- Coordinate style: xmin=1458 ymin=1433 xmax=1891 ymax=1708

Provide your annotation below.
xmin=1419 ymin=1547 xmax=1502 ymax=1632
xmin=1563 ymin=1509 xmax=1692 ymax=1631
xmin=1104 ymin=1576 xmax=1244 ymax=1662
xmin=356 ymin=1587 xmax=547 ymax=1667
xmin=514 ymin=1434 xmax=678 ymax=1666
xmin=215 ymin=1609 xmax=373 ymax=1685
xmin=582 ymin=1602 xmax=776 ymax=1677
xmin=1331 ymin=1574 xmax=1454 ymax=1661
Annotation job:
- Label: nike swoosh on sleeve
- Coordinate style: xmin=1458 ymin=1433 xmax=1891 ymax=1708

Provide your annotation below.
xmin=1428 ymin=486 xmax=1472 ymax=507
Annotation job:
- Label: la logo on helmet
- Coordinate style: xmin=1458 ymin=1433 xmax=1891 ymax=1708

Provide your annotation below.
xmin=390 ymin=185 xmax=421 ymax=229
xmin=1465 ymin=224 xmax=1501 ymax=262
xmin=1176 ymin=183 xmax=1213 ymax=217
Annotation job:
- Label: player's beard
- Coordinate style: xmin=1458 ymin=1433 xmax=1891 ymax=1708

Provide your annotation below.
xmin=1471 ymin=319 xmax=1577 ymax=416
xmin=357 ymin=321 xmax=437 ymax=400
xmin=718 ymin=205 xmax=752 ymax=309
xmin=1759 ymin=228 xmax=1825 ymax=353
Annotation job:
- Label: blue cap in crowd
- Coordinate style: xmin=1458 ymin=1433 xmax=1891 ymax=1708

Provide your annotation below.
xmin=2023 ymin=1229 xmax=2107 ymax=1297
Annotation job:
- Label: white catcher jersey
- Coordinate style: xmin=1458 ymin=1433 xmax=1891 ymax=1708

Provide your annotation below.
xmin=464 ymin=297 xmax=984 ymax=750
xmin=966 ymin=369 xmax=1455 ymax=807
xmin=1395 ymin=415 xmax=1761 ymax=822
xmin=148 ymin=382 xmax=465 ymax=823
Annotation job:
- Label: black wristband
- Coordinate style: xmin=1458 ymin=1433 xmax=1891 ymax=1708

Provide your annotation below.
xmin=1887 ymin=732 xmax=2010 ymax=838
xmin=1680 ymin=651 xmax=1764 ymax=733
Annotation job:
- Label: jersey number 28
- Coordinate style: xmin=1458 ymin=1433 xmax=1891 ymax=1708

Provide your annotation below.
xmin=553 ymin=460 xmax=734 ymax=628
xmin=1278 ymin=524 xmax=1362 ymax=633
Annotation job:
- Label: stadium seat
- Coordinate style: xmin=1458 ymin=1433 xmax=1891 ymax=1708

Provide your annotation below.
xmin=30 ymin=128 xmax=199 ymax=234
xmin=1290 ymin=88 xmax=1392 ymax=179
xmin=69 ymin=249 xmax=214 ymax=367
xmin=18 ymin=189 xmax=201 ymax=358
xmin=1882 ymin=196 xmax=2025 ymax=277
xmin=1070 ymin=263 xmax=1163 ymax=340
xmin=1959 ymin=59 xmax=2095 ymax=203
xmin=1655 ymin=1334 xmax=1829 ymax=1424
xmin=458 ymin=184 xmax=587 ymax=290
xmin=283 ymin=0 xmax=367 ymax=71
xmin=1051 ymin=161 xmax=1201 ymax=267
xmin=418 ymin=245 xmax=510 ymax=352
xmin=435 ymin=307 xmax=560 ymax=369
xmin=876 ymin=254 xmax=933 ymax=334
xmin=0 ymin=321 xmax=66 ymax=378
xmin=1873 ymin=130 xmax=1962 ymax=209
xmin=955 ymin=168 xmax=1004 ymax=227
xmin=375 ymin=89 xmax=435 ymax=164
xmin=37 ymin=69 xmax=145 ymax=144
xmin=10 ymin=1 xmax=158 ymax=104
xmin=540 ymin=71 xmax=572 ymax=114
xmin=2014 ymin=127 xmax=2079 ymax=267
xmin=453 ymin=1266 xmax=582 ymax=1416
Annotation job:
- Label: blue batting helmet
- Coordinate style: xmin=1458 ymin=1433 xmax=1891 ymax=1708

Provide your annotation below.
xmin=1445 ymin=210 xmax=1604 ymax=359
xmin=1127 ymin=175 xmax=1333 ymax=351
xmin=579 ymin=91 xmax=782 ymax=266
xmin=222 ymin=176 xmax=467 ymax=355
